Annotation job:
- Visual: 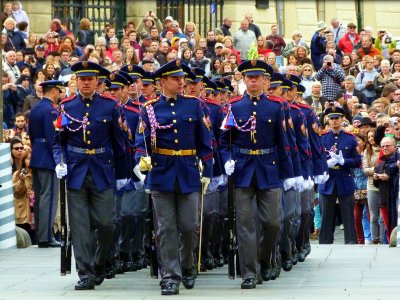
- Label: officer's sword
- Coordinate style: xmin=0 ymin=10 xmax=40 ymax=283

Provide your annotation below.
xmin=197 ymin=183 xmax=205 ymax=274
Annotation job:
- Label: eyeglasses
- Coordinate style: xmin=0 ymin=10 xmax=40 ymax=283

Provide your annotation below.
xmin=13 ymin=147 xmax=24 ymax=150
xmin=110 ymin=42 xmax=117 ymax=44
xmin=303 ymin=69 xmax=312 ymax=71
xmin=395 ymin=93 xmax=400 ymax=96
xmin=381 ymin=145 xmax=395 ymax=148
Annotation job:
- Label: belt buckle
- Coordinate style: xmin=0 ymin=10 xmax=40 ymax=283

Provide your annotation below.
xmin=249 ymin=149 xmax=259 ymax=155
xmin=86 ymin=149 xmax=95 ymax=155
xmin=173 ymin=149 xmax=182 ymax=156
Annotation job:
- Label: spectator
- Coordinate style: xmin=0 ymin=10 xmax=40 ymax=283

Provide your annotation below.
xmin=231 ymin=68 xmax=246 ymax=95
xmin=320 ymin=40 xmax=342 ymax=66
xmin=358 ymin=35 xmax=381 ymax=59
xmin=2 ymin=72 xmax=18 ymax=128
xmin=124 ymin=46 xmax=140 ymax=65
xmin=311 ymin=21 xmax=327 ymax=71
xmin=105 ymin=25 xmax=116 ymax=49
xmin=105 ymin=37 xmax=119 ymax=62
xmin=373 ymin=59 xmax=393 ymax=98
xmin=245 ymin=12 xmax=261 ymax=38
xmin=363 ymin=128 xmax=382 ymax=244
xmin=26 ymin=32 xmax=37 ymax=49
xmin=111 ymin=49 xmax=124 ymax=69
xmin=180 ymin=47 xmax=192 ymax=66
xmin=341 ymin=54 xmax=357 ymax=77
xmin=382 ymin=82 xmax=397 ymax=102
xmin=0 ymin=1 xmax=13 ymax=30
xmin=393 ymin=88 xmax=400 ymax=103
xmin=76 ymin=18 xmax=95 ymax=50
xmin=190 ymin=48 xmax=210 ymax=77
xmin=315 ymin=54 xmax=345 ymax=102
xmin=373 ymin=55 xmax=384 ymax=72
xmin=355 ymin=55 xmax=379 ymax=104
xmin=205 ymin=30 xmax=217 ymax=58
xmin=136 ymin=11 xmax=163 ymax=36
xmin=184 ymin=21 xmax=200 ymax=50
xmin=375 ymin=30 xmax=396 ymax=60
xmin=58 ymin=55 xmax=79 ymax=82
xmin=266 ymin=52 xmax=279 ymax=72
xmin=219 ymin=17 xmax=232 ymax=36
xmin=256 ymin=35 xmax=271 ymax=57
xmin=304 ymin=81 xmax=327 ymax=116
xmin=49 ymin=18 xmax=66 ymax=39
xmin=12 ymin=112 xmax=28 ymax=137
xmin=11 ymin=1 xmax=29 ymax=33
xmin=223 ymin=36 xmax=241 ymax=64
xmin=155 ymin=40 xmax=169 ymax=66
xmin=138 ymin=47 xmax=160 ymax=70
xmin=282 ymin=31 xmax=310 ymax=58
xmin=150 ymin=26 xmax=160 ymax=42
xmin=4 ymin=17 xmax=25 ymax=52
xmin=373 ymin=136 xmax=399 ymax=242
xmin=300 ymin=63 xmax=316 ymax=98
xmin=338 ymin=22 xmax=360 ymax=55
xmin=67 ymin=80 xmax=77 ymax=97
xmin=3 ymin=50 xmax=21 ymax=83
xmin=331 ymin=18 xmax=346 ymax=44
xmin=15 ymin=74 xmax=32 ymax=112
xmin=22 ymin=79 xmax=42 ymax=114
xmin=233 ymin=19 xmax=256 ymax=61
xmin=265 ymin=24 xmax=285 ymax=66
xmin=160 ymin=16 xmax=174 ymax=38
xmin=338 ymin=75 xmax=367 ymax=105
xmin=169 ymin=20 xmax=186 ymax=39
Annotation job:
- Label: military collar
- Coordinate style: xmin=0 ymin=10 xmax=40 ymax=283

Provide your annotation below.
xmin=161 ymin=94 xmax=178 ymax=101
xmin=80 ymin=91 xmax=96 ymax=101
xmin=246 ymin=92 xmax=263 ymax=101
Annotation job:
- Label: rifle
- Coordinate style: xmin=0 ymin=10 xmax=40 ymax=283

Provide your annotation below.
xmin=60 ymin=177 xmax=71 ymax=275
xmin=148 ymin=194 xmax=158 ymax=279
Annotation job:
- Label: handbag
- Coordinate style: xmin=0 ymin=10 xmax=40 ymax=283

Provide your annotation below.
xmin=354 ymin=189 xmax=367 ymax=205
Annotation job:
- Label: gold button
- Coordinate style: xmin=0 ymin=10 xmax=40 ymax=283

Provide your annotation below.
xmin=173 ymin=119 xmax=177 ymax=124
xmin=273 ymin=161 xmax=276 ymax=165
xmin=103 ymin=119 xmax=106 ymax=123
xmin=170 ymin=103 xmax=174 ymax=106
xmin=86 ymin=103 xmax=90 ymax=107
xmin=85 ymin=112 xmax=89 ymax=116
xmin=108 ymin=160 xmax=111 ymax=163
xmin=87 ymin=131 xmax=91 ymax=135
xmin=154 ymin=162 xmax=157 ymax=166
xmin=174 ymin=139 xmax=178 ymax=143
xmin=254 ymin=130 xmax=257 ymax=133
xmin=87 ymin=121 xmax=91 ymax=125
xmin=253 ymin=140 xmax=257 ymax=144
xmin=87 ymin=140 xmax=91 ymax=145
xmin=174 ymin=129 xmax=178 ymax=133
xmin=172 ymin=111 xmax=176 ymax=115
xmin=253 ymin=111 xmax=256 ymax=115
xmin=268 ymin=119 xmax=272 ymax=123
xmin=239 ymin=119 xmax=242 ymax=123
xmin=189 ymin=117 xmax=192 ymax=122
xmin=335 ymin=136 xmax=338 ymax=139
xmin=253 ymin=102 xmax=257 ymax=106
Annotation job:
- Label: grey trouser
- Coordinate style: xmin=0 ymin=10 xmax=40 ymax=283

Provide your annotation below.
xmin=235 ymin=187 xmax=282 ymax=279
xmin=68 ymin=172 xmax=114 ymax=280
xmin=280 ymin=189 xmax=297 ymax=258
xmin=367 ymin=190 xmax=381 ymax=242
xmin=319 ymin=192 xmax=357 ymax=244
xmin=151 ymin=190 xmax=199 ymax=284
xmin=32 ymin=168 xmax=59 ymax=242
xmin=202 ymin=190 xmax=219 ymax=257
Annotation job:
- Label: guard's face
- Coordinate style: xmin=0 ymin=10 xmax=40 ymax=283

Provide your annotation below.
xmin=128 ymin=78 xmax=143 ymax=98
xmin=161 ymin=76 xmax=185 ymax=95
xmin=108 ymin=87 xmax=122 ymax=100
xmin=244 ymin=74 xmax=267 ymax=95
xmin=186 ymin=81 xmax=202 ymax=96
xmin=77 ymin=76 xmax=98 ymax=96
xmin=141 ymin=84 xmax=154 ymax=97
xmin=328 ymin=116 xmax=343 ymax=130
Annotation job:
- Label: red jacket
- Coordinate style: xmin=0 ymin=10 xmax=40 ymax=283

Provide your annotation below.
xmin=338 ymin=33 xmax=360 ymax=54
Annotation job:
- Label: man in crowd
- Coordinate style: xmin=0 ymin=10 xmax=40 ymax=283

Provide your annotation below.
xmin=219 ymin=16 xmax=232 ymax=36
xmin=331 ymin=18 xmax=346 ymax=45
xmin=311 ymin=21 xmax=328 ymax=71
xmin=266 ymin=24 xmax=286 ymax=67
xmin=338 ymin=22 xmax=360 ymax=54
xmin=233 ymin=19 xmax=256 ymax=61
xmin=245 ymin=13 xmax=262 ymax=39
xmin=315 ymin=55 xmax=345 ymax=102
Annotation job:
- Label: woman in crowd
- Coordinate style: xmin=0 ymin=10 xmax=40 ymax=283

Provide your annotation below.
xmin=282 ymin=30 xmax=309 ymax=58
xmin=373 ymin=55 xmax=384 ymax=72
xmin=26 ymin=33 xmax=38 ymax=49
xmin=42 ymin=62 xmax=58 ymax=80
xmin=355 ymin=55 xmax=379 ymax=105
xmin=294 ymin=45 xmax=312 ymax=65
xmin=223 ymin=36 xmax=241 ymax=65
xmin=184 ymin=21 xmax=200 ymax=50
xmin=124 ymin=46 xmax=140 ymax=65
xmin=106 ymin=37 xmax=120 ymax=62
xmin=76 ymin=17 xmax=95 ymax=51
xmin=180 ymin=47 xmax=192 ymax=66
xmin=257 ymin=35 xmax=271 ymax=57
xmin=363 ymin=128 xmax=383 ymax=244
xmin=266 ymin=52 xmax=279 ymax=72
xmin=210 ymin=57 xmax=222 ymax=80
xmin=304 ymin=81 xmax=326 ymax=116
xmin=374 ymin=59 xmax=393 ymax=98
xmin=300 ymin=63 xmax=315 ymax=98
xmin=59 ymin=36 xmax=82 ymax=57
xmin=341 ymin=54 xmax=356 ymax=76
xmin=353 ymin=134 xmax=369 ymax=244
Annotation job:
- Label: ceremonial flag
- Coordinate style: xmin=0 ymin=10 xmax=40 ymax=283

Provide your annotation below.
xmin=220 ymin=111 xmax=235 ymax=130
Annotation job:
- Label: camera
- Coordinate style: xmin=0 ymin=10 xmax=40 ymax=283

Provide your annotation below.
xmin=326 ymin=62 xmax=332 ymax=67
xmin=28 ymin=55 xmax=35 ymax=63
xmin=21 ymin=168 xmax=27 ymax=175
xmin=87 ymin=48 xmax=94 ymax=54
xmin=385 ymin=36 xmax=392 ymax=44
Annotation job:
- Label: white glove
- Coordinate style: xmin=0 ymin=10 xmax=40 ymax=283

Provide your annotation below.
xmin=294 ymin=176 xmax=304 ymax=191
xmin=307 ymin=177 xmax=314 ymax=190
xmin=212 ymin=175 xmax=225 ymax=187
xmin=331 ymin=150 xmax=344 ymax=165
xmin=133 ymin=164 xmax=146 ymax=183
xmin=200 ymin=177 xmax=211 ymax=194
xmin=313 ymin=174 xmax=324 ymax=184
xmin=116 ymin=178 xmax=128 ymax=190
xmin=327 ymin=157 xmax=338 ymax=168
xmin=224 ymin=160 xmax=235 ymax=176
xmin=133 ymin=180 xmax=144 ymax=190
xmin=321 ymin=171 xmax=329 ymax=184
xmin=55 ymin=163 xmax=67 ymax=179
xmin=283 ymin=178 xmax=296 ymax=191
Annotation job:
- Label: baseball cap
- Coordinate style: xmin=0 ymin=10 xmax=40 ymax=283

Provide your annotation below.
xmin=164 ymin=16 xmax=173 ymax=22
xmin=215 ymin=42 xmax=224 ymax=49
xmin=36 ymin=45 xmax=45 ymax=51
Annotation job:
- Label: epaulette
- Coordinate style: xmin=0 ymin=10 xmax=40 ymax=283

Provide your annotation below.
xmin=321 ymin=130 xmax=329 ymax=135
xmin=228 ymin=96 xmax=242 ymax=104
xmin=342 ymin=130 xmax=356 ymax=137
xmin=205 ymin=98 xmax=220 ymax=106
xmin=296 ymin=102 xmax=312 ymax=109
xmin=289 ymin=102 xmax=301 ymax=110
xmin=60 ymin=94 xmax=76 ymax=104
xmin=183 ymin=94 xmax=200 ymax=100
xmin=268 ymin=94 xmax=283 ymax=103
xmin=124 ymin=105 xmax=140 ymax=114
xmin=143 ymin=98 xmax=159 ymax=107
xmin=100 ymin=93 xmax=117 ymax=101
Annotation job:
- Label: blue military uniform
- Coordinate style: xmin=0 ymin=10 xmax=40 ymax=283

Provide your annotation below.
xmin=219 ymin=60 xmax=294 ymax=288
xmin=318 ymin=106 xmax=361 ymax=244
xmin=29 ymin=80 xmax=63 ymax=246
xmin=134 ymin=59 xmax=213 ymax=294
xmin=53 ymin=62 xmax=128 ymax=289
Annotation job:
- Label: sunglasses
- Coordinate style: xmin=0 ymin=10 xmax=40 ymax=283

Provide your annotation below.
xmin=348 ymin=26 xmax=356 ymax=29
xmin=13 ymin=147 xmax=24 ymax=150
xmin=303 ymin=69 xmax=312 ymax=71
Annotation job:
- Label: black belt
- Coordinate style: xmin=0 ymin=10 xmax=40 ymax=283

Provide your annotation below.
xmin=238 ymin=148 xmax=275 ymax=155
xmin=33 ymin=138 xmax=47 ymax=143
xmin=67 ymin=145 xmax=109 ymax=155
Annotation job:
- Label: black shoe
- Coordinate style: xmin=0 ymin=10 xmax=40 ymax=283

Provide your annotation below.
xmin=305 ymin=242 xmax=311 ymax=256
xmin=282 ymin=259 xmax=293 ymax=272
xmin=298 ymin=250 xmax=306 ymax=262
xmin=203 ymin=257 xmax=214 ymax=270
xmin=291 ymin=254 xmax=298 ymax=265
xmin=241 ymin=278 xmax=256 ymax=289
xmin=95 ymin=275 xmax=104 ymax=286
xmin=270 ymin=267 xmax=277 ymax=280
xmin=159 ymin=280 xmax=166 ymax=290
xmin=215 ymin=257 xmax=224 ymax=268
xmin=75 ymin=278 xmax=95 ymax=290
xmin=93 ymin=267 xmax=105 ymax=286
xmin=261 ymin=267 xmax=272 ymax=281
xmin=104 ymin=267 xmax=115 ymax=279
xmin=38 ymin=239 xmax=61 ymax=248
xmin=161 ymin=282 xmax=179 ymax=295
xmin=182 ymin=268 xmax=196 ymax=289
xmin=256 ymin=274 xmax=263 ymax=285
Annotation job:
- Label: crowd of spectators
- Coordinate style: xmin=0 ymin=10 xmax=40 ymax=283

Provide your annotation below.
xmin=1 ymin=1 xmax=400 ymax=245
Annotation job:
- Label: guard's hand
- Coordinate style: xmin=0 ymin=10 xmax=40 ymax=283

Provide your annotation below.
xmin=307 ymin=177 xmax=314 ymax=190
xmin=200 ymin=177 xmax=210 ymax=194
xmin=133 ymin=180 xmax=144 ymax=190
xmin=327 ymin=157 xmax=338 ymax=168
xmin=55 ymin=163 xmax=67 ymax=179
xmin=224 ymin=160 xmax=235 ymax=175
xmin=321 ymin=171 xmax=329 ymax=184
xmin=283 ymin=178 xmax=296 ymax=191
xmin=331 ymin=150 xmax=344 ymax=165
xmin=139 ymin=156 xmax=152 ymax=172
xmin=294 ymin=176 xmax=304 ymax=191
xmin=116 ymin=178 xmax=128 ymax=191
xmin=133 ymin=164 xmax=146 ymax=183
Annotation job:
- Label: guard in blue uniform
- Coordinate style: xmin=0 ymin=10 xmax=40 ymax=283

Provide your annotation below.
xmin=134 ymin=59 xmax=213 ymax=295
xmin=318 ymin=106 xmax=360 ymax=244
xmin=121 ymin=64 xmax=147 ymax=105
xmin=219 ymin=60 xmax=294 ymax=289
xmin=53 ymin=61 xmax=128 ymax=290
xmin=29 ymin=80 xmax=63 ymax=248
xmin=141 ymin=71 xmax=156 ymax=100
